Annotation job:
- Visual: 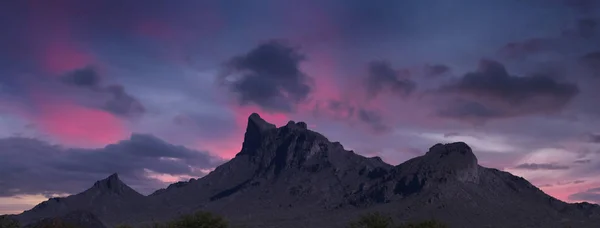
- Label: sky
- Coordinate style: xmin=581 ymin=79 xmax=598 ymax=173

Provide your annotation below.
xmin=1 ymin=0 xmax=600 ymax=214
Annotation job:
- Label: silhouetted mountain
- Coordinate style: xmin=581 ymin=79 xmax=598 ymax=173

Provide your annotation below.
xmin=18 ymin=173 xmax=146 ymax=226
xmin=13 ymin=113 xmax=600 ymax=227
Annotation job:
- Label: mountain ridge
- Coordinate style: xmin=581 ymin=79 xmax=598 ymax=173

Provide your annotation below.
xmin=11 ymin=113 xmax=600 ymax=228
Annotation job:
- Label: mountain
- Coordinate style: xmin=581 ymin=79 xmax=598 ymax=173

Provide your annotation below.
xmin=14 ymin=113 xmax=600 ymax=228
xmin=17 ymin=173 xmax=146 ymax=227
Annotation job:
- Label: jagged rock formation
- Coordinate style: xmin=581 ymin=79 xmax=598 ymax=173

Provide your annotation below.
xmin=13 ymin=113 xmax=600 ymax=228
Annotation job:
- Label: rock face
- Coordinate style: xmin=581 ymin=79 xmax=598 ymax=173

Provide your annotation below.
xmin=13 ymin=113 xmax=600 ymax=228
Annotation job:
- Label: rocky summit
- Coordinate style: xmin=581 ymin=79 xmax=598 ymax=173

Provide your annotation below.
xmin=12 ymin=113 xmax=600 ymax=228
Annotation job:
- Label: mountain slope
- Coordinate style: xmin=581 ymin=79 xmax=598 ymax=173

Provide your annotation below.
xmin=17 ymin=173 xmax=146 ymax=226
xmin=144 ymin=114 xmax=393 ymax=226
xmin=13 ymin=113 xmax=600 ymax=228
xmin=23 ymin=211 xmax=106 ymax=228
xmin=145 ymin=113 xmax=600 ymax=227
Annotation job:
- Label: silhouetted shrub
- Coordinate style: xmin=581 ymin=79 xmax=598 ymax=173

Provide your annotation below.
xmin=166 ymin=211 xmax=228 ymax=228
xmin=397 ymin=220 xmax=447 ymax=228
xmin=23 ymin=218 xmax=76 ymax=228
xmin=348 ymin=212 xmax=448 ymax=228
xmin=349 ymin=212 xmax=394 ymax=228
xmin=0 ymin=215 xmax=20 ymax=228
xmin=115 ymin=225 xmax=134 ymax=228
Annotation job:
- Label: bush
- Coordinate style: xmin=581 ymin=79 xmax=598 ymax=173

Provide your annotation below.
xmin=349 ymin=212 xmax=394 ymax=228
xmin=0 ymin=215 xmax=20 ymax=228
xmin=166 ymin=211 xmax=228 ymax=228
xmin=115 ymin=225 xmax=134 ymax=228
xmin=23 ymin=218 xmax=77 ymax=228
xmin=398 ymin=220 xmax=447 ymax=228
xmin=348 ymin=212 xmax=448 ymax=228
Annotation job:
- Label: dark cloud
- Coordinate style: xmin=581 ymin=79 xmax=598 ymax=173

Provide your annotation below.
xmin=580 ymin=51 xmax=600 ymax=75
xmin=0 ymin=134 xmax=224 ymax=197
xmin=568 ymin=187 xmax=600 ymax=203
xmin=436 ymin=59 xmax=579 ymax=121
xmin=437 ymin=100 xmax=505 ymax=123
xmin=513 ymin=163 xmax=570 ymax=170
xmin=220 ymin=40 xmax=312 ymax=112
xmin=556 ymin=180 xmax=586 ymax=185
xmin=564 ymin=0 xmax=600 ymax=16
xmin=574 ymin=159 xmax=592 ymax=164
xmin=102 ymin=85 xmax=145 ymax=118
xmin=574 ymin=18 xmax=598 ymax=39
xmin=497 ymin=5 xmax=599 ymax=59
xmin=323 ymin=100 xmax=356 ymax=119
xmin=312 ymin=99 xmax=390 ymax=133
xmin=424 ymin=64 xmax=450 ymax=77
xmin=560 ymin=18 xmax=600 ymax=40
xmin=366 ymin=61 xmax=416 ymax=99
xmin=444 ymin=132 xmax=461 ymax=138
xmin=585 ymin=133 xmax=600 ymax=143
xmin=61 ymin=68 xmax=146 ymax=118
xmin=540 ymin=180 xmax=586 ymax=188
xmin=61 ymin=67 xmax=101 ymax=88
xmin=357 ymin=108 xmax=390 ymax=133
xmin=498 ymin=38 xmax=555 ymax=58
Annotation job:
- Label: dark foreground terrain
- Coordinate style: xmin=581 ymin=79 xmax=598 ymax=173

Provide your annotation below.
xmin=3 ymin=113 xmax=600 ymax=228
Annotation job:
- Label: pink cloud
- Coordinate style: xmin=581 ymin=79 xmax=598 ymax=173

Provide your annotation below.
xmin=34 ymin=101 xmax=127 ymax=147
xmin=40 ymin=41 xmax=94 ymax=75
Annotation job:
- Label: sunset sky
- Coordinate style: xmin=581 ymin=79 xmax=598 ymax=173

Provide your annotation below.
xmin=1 ymin=0 xmax=600 ymax=214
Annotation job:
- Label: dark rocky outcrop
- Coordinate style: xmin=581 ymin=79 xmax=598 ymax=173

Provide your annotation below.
xmin=12 ymin=113 xmax=600 ymax=228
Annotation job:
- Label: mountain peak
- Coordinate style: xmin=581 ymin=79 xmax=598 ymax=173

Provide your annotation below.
xmin=248 ymin=113 xmax=276 ymax=131
xmin=426 ymin=142 xmax=475 ymax=159
xmin=237 ymin=113 xmax=277 ymax=157
xmin=422 ymin=142 xmax=479 ymax=182
xmin=91 ymin=173 xmax=129 ymax=194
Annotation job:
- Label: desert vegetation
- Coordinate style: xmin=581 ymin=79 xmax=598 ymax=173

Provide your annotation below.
xmin=0 ymin=211 xmax=449 ymax=228
xmin=348 ymin=212 xmax=447 ymax=228
xmin=0 ymin=215 xmax=20 ymax=228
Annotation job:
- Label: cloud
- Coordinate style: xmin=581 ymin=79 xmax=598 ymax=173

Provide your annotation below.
xmin=424 ymin=64 xmax=451 ymax=77
xmin=573 ymin=18 xmax=598 ymax=39
xmin=61 ymin=67 xmax=146 ymax=118
xmin=513 ymin=163 xmax=570 ymax=170
xmin=0 ymin=134 xmax=224 ymax=197
xmin=574 ymin=159 xmax=592 ymax=164
xmin=568 ymin=187 xmax=600 ymax=203
xmin=557 ymin=180 xmax=587 ymax=185
xmin=219 ymin=40 xmax=312 ymax=112
xmin=443 ymin=132 xmax=462 ymax=138
xmin=435 ymin=59 xmax=579 ymax=122
xmin=564 ymin=0 xmax=600 ymax=13
xmin=357 ymin=108 xmax=390 ymax=133
xmin=101 ymin=85 xmax=145 ymax=118
xmin=61 ymin=67 xmax=102 ymax=88
xmin=498 ymin=38 xmax=555 ymax=59
xmin=580 ymin=51 xmax=600 ymax=76
xmin=437 ymin=100 xmax=505 ymax=122
xmin=585 ymin=133 xmax=600 ymax=143
xmin=312 ymin=99 xmax=391 ymax=134
xmin=365 ymin=61 xmax=416 ymax=99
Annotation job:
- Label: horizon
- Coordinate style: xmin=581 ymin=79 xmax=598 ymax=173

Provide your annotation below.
xmin=1 ymin=0 xmax=600 ymax=216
